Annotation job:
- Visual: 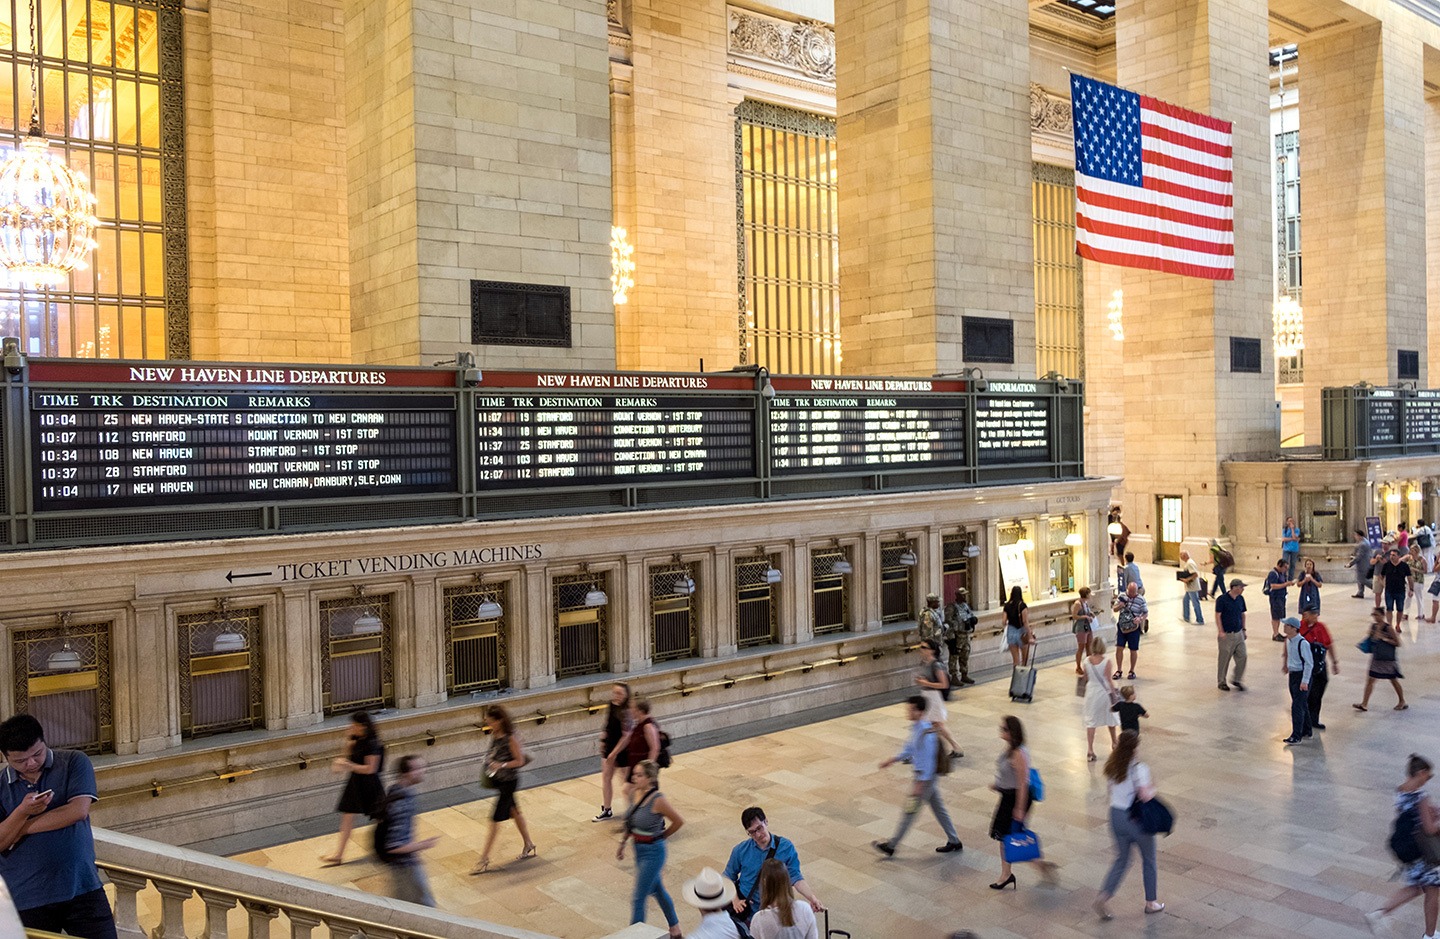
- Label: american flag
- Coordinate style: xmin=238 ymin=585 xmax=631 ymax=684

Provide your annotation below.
xmin=1070 ymin=73 xmax=1234 ymax=281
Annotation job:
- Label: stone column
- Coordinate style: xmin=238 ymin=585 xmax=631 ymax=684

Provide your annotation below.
xmin=277 ymin=586 xmax=321 ymax=728
xmin=129 ymin=601 xmax=175 ymax=753
xmin=408 ymin=577 xmax=443 ymax=708
xmin=1113 ymin=0 xmax=1274 ymax=560
xmin=621 ymin=560 xmax=648 ymax=672
xmin=836 ymin=0 xmax=1035 ymax=378
xmin=1427 ymin=83 xmax=1440 ymax=380
xmin=1302 ymin=22 xmax=1428 ymax=442
xmin=787 ymin=543 xmax=812 ymax=645
xmin=343 ymin=0 xmax=615 ymax=366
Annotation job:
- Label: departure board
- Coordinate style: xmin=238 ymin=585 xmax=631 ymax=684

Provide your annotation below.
xmin=29 ymin=390 xmax=457 ymax=510
xmin=770 ymin=395 xmax=969 ymax=474
xmin=475 ymin=393 xmax=755 ymax=487
xmin=1405 ymin=394 xmax=1440 ymax=447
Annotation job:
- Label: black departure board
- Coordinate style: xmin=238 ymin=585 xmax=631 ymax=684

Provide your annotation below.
xmin=976 ymin=395 xmax=1052 ymax=465
xmin=475 ymin=393 xmax=755 ymax=487
xmin=1403 ymin=395 xmax=1440 ymax=447
xmin=29 ymin=390 xmax=457 ymax=510
xmin=770 ymin=396 xmax=968 ymax=474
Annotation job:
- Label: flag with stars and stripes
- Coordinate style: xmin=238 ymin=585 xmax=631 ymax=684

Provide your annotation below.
xmin=1070 ymin=73 xmax=1235 ymax=280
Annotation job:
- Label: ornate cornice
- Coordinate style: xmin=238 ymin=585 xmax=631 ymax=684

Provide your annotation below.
xmin=727 ymin=7 xmax=835 ymax=85
xmin=606 ymin=0 xmax=620 ymax=26
xmin=1030 ymin=83 xmax=1072 ymax=137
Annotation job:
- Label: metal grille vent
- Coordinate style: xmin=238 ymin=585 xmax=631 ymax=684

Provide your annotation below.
xmin=177 ymin=606 xmax=263 ymax=738
xmin=444 ymin=583 xmax=509 ymax=694
xmin=14 ymin=618 xmax=113 ymax=754
xmin=735 ymin=553 xmax=779 ymax=648
xmin=810 ymin=546 xmax=851 ymax=635
xmin=649 ymin=562 xmax=699 ymax=662
xmin=319 ymin=594 xmax=394 ymax=716
xmin=553 ymin=572 xmax=609 ymax=679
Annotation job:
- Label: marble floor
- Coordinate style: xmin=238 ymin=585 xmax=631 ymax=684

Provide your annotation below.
xmin=234 ymin=564 xmax=1440 ymax=939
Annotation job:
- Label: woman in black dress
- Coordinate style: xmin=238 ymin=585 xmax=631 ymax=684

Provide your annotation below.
xmin=472 ymin=704 xmax=537 ymax=873
xmin=321 ymin=710 xmax=384 ymax=864
xmin=593 ymin=681 xmax=632 ymax=822
xmin=1355 ymin=609 xmax=1408 ymax=711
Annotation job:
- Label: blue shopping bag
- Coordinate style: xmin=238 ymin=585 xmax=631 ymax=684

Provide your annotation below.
xmin=1002 ymin=821 xmax=1042 ymax=863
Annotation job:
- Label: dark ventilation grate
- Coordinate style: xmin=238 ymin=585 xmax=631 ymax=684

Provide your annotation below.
xmin=1399 ymin=350 xmax=1420 ymax=381
xmin=1230 ymin=337 xmax=1262 ymax=374
xmin=34 ymin=509 xmax=263 ymax=543
xmin=279 ymin=499 xmax=465 ymax=528
xmin=471 ymin=280 xmax=571 ymax=347
xmin=962 ymin=316 xmax=1015 ymax=364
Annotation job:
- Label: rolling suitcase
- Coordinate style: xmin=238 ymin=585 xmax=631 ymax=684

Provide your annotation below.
xmin=824 ymin=910 xmax=851 ymax=938
xmin=1009 ymin=664 xmax=1036 ymax=702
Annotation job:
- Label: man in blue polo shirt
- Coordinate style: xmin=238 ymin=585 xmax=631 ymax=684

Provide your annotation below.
xmin=1214 ymin=578 xmax=1248 ymax=691
xmin=0 ymin=714 xmax=115 ymax=939
xmin=723 ymin=804 xmax=824 ymax=935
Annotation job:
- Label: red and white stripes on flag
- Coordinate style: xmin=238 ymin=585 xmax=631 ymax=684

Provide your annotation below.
xmin=1070 ymin=73 xmax=1235 ymax=281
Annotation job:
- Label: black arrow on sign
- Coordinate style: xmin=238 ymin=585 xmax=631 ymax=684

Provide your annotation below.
xmin=226 ymin=570 xmax=274 ymax=583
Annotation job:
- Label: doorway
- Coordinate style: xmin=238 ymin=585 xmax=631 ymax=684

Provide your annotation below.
xmin=1156 ymin=496 xmax=1183 ymax=564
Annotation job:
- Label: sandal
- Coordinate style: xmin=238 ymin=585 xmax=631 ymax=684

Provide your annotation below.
xmin=1087 ymin=752 xmax=1097 ymax=762
xmin=1396 ymin=703 xmax=1410 ymax=711
xmin=470 ymin=859 xmax=491 ymax=875
xmin=1112 ymin=671 xmax=1123 ymax=680
xmin=1353 ymin=704 xmax=1368 ymax=711
xmin=516 ymin=843 xmax=538 ymax=862
xmin=1145 ymin=902 xmax=1166 ymax=915
xmin=319 ymin=855 xmax=343 ymax=867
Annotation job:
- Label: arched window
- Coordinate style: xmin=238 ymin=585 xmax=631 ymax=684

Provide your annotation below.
xmin=0 ymin=0 xmax=186 ymax=358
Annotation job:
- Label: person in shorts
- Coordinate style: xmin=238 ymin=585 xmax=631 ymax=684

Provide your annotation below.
xmin=1112 ymin=583 xmax=1147 ymax=680
xmin=1380 ymin=548 xmax=1413 ymax=633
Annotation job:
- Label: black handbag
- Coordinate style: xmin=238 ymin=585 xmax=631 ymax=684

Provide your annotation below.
xmin=1129 ymin=796 xmax=1176 ymax=836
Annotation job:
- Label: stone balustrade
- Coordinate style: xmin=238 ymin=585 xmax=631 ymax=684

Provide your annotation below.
xmin=94 ymin=828 xmax=665 ymax=939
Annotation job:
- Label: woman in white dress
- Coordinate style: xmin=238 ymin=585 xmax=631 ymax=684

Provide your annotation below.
xmin=1082 ymin=635 xmax=1120 ymax=762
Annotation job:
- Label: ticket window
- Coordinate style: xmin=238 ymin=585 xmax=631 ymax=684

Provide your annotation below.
xmin=1298 ymin=491 xmax=1346 ymax=545
xmin=650 ymin=564 xmax=699 ymax=662
xmin=320 ymin=595 xmax=394 ymax=716
xmin=735 ymin=554 xmax=780 ymax=649
xmin=14 ymin=619 xmax=114 ymax=754
xmin=941 ymin=534 xmax=974 ymax=602
xmin=811 ymin=547 xmax=852 ymax=636
xmin=179 ymin=606 xmax=264 ymax=738
xmin=553 ymin=574 xmax=610 ymax=678
xmin=444 ymin=584 xmax=509 ymax=693
xmin=879 ymin=539 xmax=916 ymax=623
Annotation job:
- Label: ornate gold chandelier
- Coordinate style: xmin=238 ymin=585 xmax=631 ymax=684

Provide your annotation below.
xmin=0 ymin=0 xmax=99 ymax=285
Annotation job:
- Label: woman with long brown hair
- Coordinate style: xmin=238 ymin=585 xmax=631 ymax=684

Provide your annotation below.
xmin=471 ymin=704 xmax=536 ymax=874
xmin=750 ymin=856 xmax=818 ymax=939
xmin=986 ymin=715 xmax=1055 ymax=889
xmin=1003 ymin=586 xmax=1030 ymax=668
xmin=1094 ymin=730 xmax=1164 ymax=920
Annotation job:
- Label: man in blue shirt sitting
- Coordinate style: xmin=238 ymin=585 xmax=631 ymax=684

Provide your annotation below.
xmin=723 ymin=804 xmax=824 ymax=934
xmin=874 ymin=694 xmax=962 ymax=858
xmin=0 ymin=714 xmax=115 ymax=939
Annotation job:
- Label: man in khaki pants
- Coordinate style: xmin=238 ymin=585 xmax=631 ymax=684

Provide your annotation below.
xmin=1214 ymin=578 xmax=1249 ymax=691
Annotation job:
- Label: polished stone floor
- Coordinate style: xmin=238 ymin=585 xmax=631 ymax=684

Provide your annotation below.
xmin=234 ymin=564 xmax=1440 ymax=938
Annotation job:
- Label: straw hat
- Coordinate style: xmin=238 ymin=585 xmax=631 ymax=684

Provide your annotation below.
xmin=681 ymin=867 xmax=737 ymax=910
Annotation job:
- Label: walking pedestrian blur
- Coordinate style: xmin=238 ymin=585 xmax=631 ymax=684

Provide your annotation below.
xmin=1178 ymin=551 xmax=1202 ymax=623
xmin=1296 ymin=557 xmax=1322 ymax=614
xmin=914 ymin=640 xmax=963 ymax=758
xmin=1354 ymin=609 xmax=1407 ymax=712
xmin=988 ymin=715 xmax=1056 ymax=889
xmin=1081 ymin=636 xmax=1119 ymax=762
xmin=1426 ymin=565 xmax=1440 ymax=624
xmin=0 ymin=714 xmax=117 ymax=939
xmin=376 ymin=755 xmax=438 ymax=907
xmin=1298 ymin=608 xmax=1337 ymax=735
xmin=1093 ymin=730 xmax=1165 ymax=921
xmin=1112 ymin=583 xmax=1147 ymax=680
xmin=748 ymin=857 xmax=819 ymax=939
xmin=1281 ymin=515 xmax=1301 ymax=574
xmin=1121 ymin=552 xmax=1144 ymax=596
xmin=1071 ymin=586 xmax=1097 ymax=674
xmin=1262 ymin=559 xmax=1292 ymax=641
xmin=1207 ymin=539 xmax=1231 ymax=598
xmin=682 ymin=867 xmax=741 ymax=939
xmin=471 ymin=704 xmax=537 ymax=874
xmin=616 ymin=760 xmax=683 ymax=938
xmin=1002 ymin=586 xmax=1031 ymax=668
xmin=1417 ymin=519 xmax=1437 ymax=573
xmin=1349 ymin=528 xmax=1373 ymax=599
xmin=1279 ymin=617 xmax=1313 ymax=746
xmin=874 ymin=695 xmax=962 ymax=858
xmin=1215 ymin=578 xmax=1248 ymax=692
xmin=322 ymin=710 xmax=385 ymax=865
xmin=723 ymin=807 xmax=823 ymax=932
xmin=1412 ymin=548 xmax=1429 ymax=624
xmin=1111 ymin=686 xmax=1148 ymax=735
xmin=593 ymin=681 xmax=633 ymax=822
xmin=622 ymin=698 xmax=663 ymax=801
xmin=944 ymin=588 xmax=978 ymax=686
xmin=1365 ymin=754 xmax=1440 ymax=938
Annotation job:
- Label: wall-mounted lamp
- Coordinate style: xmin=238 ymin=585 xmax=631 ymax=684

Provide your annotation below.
xmin=897 ymin=543 xmax=918 ymax=566
xmin=1063 ymin=516 xmax=1083 ymax=548
xmin=211 ymin=599 xmax=248 ymax=654
xmin=580 ymin=562 xmax=609 ymax=607
xmin=1409 ymin=489 xmax=1424 ymax=502
xmin=46 ymin=612 xmax=83 ymax=673
xmin=1386 ymin=491 xmax=1403 ymax=505
xmin=1009 ymin=520 xmax=1033 ymax=553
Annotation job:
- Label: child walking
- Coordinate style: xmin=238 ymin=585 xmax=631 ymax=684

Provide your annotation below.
xmin=1110 ymin=686 xmax=1148 ymax=734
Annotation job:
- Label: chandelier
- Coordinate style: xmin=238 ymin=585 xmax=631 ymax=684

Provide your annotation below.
xmin=610 ymin=226 xmax=635 ymax=305
xmin=1272 ymin=295 xmax=1304 ymax=358
xmin=1107 ymin=289 xmax=1124 ymax=341
xmin=0 ymin=0 xmax=99 ymax=285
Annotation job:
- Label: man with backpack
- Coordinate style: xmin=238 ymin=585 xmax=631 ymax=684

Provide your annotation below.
xmin=874 ymin=695 xmax=962 ymax=858
xmin=1279 ymin=618 xmax=1313 ymax=746
xmin=374 ymin=755 xmax=439 ymax=907
xmin=1298 ymin=608 xmax=1338 ymax=736
xmin=1208 ymin=540 xmax=1234 ymax=599
xmin=943 ymin=587 xmax=979 ymax=687
xmin=722 ymin=806 xmax=823 ymax=936
xmin=1416 ymin=520 xmax=1436 ymax=574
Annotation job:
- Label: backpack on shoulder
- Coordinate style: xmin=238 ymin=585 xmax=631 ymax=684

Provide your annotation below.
xmin=372 ymin=791 xmax=402 ymax=865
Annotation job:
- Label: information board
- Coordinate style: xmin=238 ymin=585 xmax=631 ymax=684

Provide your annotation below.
xmin=29 ymin=389 xmax=457 ymax=510
xmin=769 ymin=395 xmax=968 ymax=474
xmin=1368 ymin=394 xmax=1401 ymax=447
xmin=1404 ymin=394 xmax=1440 ymax=448
xmin=475 ymin=393 xmax=755 ymax=487
xmin=975 ymin=394 xmax=1052 ymax=465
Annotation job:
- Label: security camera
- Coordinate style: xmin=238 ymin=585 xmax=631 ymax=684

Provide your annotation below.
xmin=2 ymin=337 xmax=22 ymax=376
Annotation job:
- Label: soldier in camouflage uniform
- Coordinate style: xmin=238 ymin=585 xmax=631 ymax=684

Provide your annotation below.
xmin=944 ymin=587 xmax=978 ymax=686
xmin=918 ymin=593 xmax=949 ymax=673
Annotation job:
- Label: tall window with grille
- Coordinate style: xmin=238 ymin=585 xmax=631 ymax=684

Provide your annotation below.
xmin=0 ymin=0 xmax=186 ymax=358
xmin=649 ymin=562 xmax=698 ymax=662
xmin=444 ymin=583 xmax=508 ymax=694
xmin=810 ymin=545 xmax=851 ymax=635
xmin=941 ymin=533 xmax=974 ymax=601
xmin=879 ymin=539 xmax=915 ymax=623
xmin=1033 ymin=163 xmax=1083 ymax=381
xmin=178 ymin=606 xmax=262 ymax=738
xmin=736 ymin=100 xmax=839 ymax=374
xmin=735 ymin=552 xmax=779 ymax=648
xmin=553 ymin=572 xmax=608 ymax=679
xmin=320 ymin=594 xmax=393 ymax=715
xmin=1275 ymin=128 xmax=1302 ymax=384
xmin=13 ymin=617 xmax=112 ymax=753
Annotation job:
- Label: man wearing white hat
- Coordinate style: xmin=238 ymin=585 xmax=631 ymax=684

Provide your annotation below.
xmin=681 ymin=867 xmax=740 ymax=938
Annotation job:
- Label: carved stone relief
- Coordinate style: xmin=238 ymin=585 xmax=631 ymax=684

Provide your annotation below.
xmin=1030 ymin=83 xmax=1073 ymax=136
xmin=728 ymin=8 xmax=835 ymax=83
